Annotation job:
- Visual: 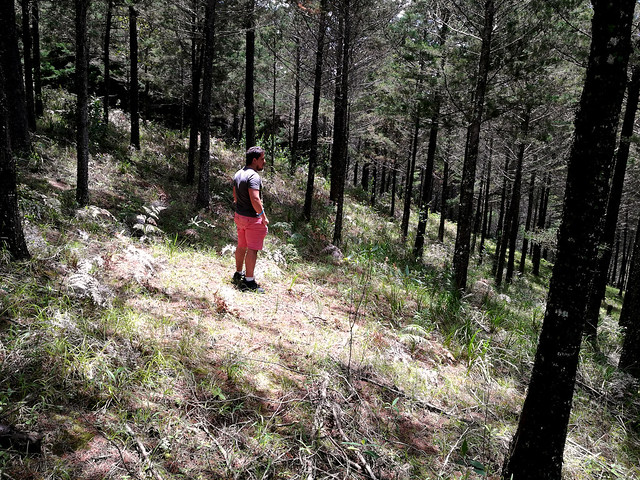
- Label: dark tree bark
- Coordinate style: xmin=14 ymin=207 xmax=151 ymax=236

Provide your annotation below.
xmin=479 ymin=142 xmax=492 ymax=264
xmin=291 ymin=36 xmax=301 ymax=174
xmin=21 ymin=0 xmax=36 ymax=130
xmin=187 ymin=2 xmax=203 ymax=185
xmin=493 ymin=152 xmax=511 ymax=275
xmin=244 ymin=0 xmax=256 ymax=150
xmin=619 ymin=216 xmax=640 ymax=328
xmin=502 ymin=2 xmax=634 ymax=478
xmin=129 ymin=5 xmax=140 ymax=149
xmin=195 ymin=0 xmax=216 ymax=209
xmin=453 ymin=0 xmax=495 ymax=291
xmin=303 ymin=0 xmax=327 ymax=221
xmin=31 ymin=0 xmax=42 ymax=116
xmin=414 ymin=103 xmax=440 ymax=257
xmin=532 ymin=172 xmax=550 ymax=276
xmin=470 ymin=162 xmax=485 ymax=255
xmin=370 ymin=163 xmax=377 ymax=206
xmin=390 ymin=158 xmax=397 ymax=218
xmin=0 ymin=0 xmax=30 ymax=151
xmin=505 ymin=109 xmax=530 ymax=284
xmin=361 ymin=162 xmax=369 ymax=190
xmin=611 ymin=236 xmax=620 ymax=286
xmin=401 ymin=114 xmax=419 ymax=241
xmin=353 ymin=159 xmax=359 ymax=186
xmin=103 ymin=0 xmax=113 ymax=124
xmin=414 ymin=14 xmax=448 ymax=258
xmin=438 ymin=158 xmax=449 ymax=243
xmin=0 ymin=63 xmax=30 ymax=260
xmin=583 ymin=61 xmax=640 ymax=344
xmin=519 ymin=171 xmax=536 ymax=274
xmin=75 ymin=0 xmax=90 ymax=206
xmin=270 ymin=36 xmax=277 ymax=162
xmin=619 ymin=212 xmax=630 ymax=294
xmin=329 ymin=11 xmax=346 ymax=204
xmin=332 ymin=0 xmax=351 ymax=247
xmin=618 ymin=219 xmax=640 ymax=379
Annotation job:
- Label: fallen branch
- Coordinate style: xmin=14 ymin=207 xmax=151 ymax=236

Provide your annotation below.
xmin=355 ymin=374 xmax=453 ymax=417
xmin=95 ymin=425 xmax=139 ymax=479
xmin=124 ymin=424 xmax=165 ymax=480
xmin=331 ymin=404 xmax=378 ymax=480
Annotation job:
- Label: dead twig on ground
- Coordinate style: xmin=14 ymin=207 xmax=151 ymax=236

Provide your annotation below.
xmin=331 ymin=403 xmax=378 ymax=480
xmin=124 ymin=424 xmax=165 ymax=480
xmin=355 ymin=374 xmax=453 ymax=418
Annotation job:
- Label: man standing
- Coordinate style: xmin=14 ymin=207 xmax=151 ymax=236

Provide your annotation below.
xmin=233 ymin=146 xmax=269 ymax=293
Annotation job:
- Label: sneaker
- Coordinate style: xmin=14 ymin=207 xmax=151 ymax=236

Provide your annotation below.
xmin=241 ymin=279 xmax=265 ymax=294
xmin=232 ymin=272 xmax=244 ymax=287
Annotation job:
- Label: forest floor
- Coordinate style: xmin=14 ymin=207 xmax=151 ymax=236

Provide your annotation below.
xmin=1 ymin=96 xmax=640 ymax=479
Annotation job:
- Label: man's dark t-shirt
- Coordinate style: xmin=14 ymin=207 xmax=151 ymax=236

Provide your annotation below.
xmin=234 ymin=167 xmax=262 ymax=217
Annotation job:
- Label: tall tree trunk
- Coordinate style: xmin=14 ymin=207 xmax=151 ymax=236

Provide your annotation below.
xmin=0 ymin=0 xmax=30 ymax=151
xmin=401 ymin=114 xmax=419 ymax=241
xmin=129 ymin=5 xmax=140 ymax=149
xmin=103 ymin=0 xmax=113 ymax=124
xmin=611 ymin=235 xmax=620 ymax=285
xmin=618 ymin=218 xmax=640 ymax=379
xmin=332 ymin=0 xmax=351 ymax=247
xmin=470 ymin=162 xmax=485 ymax=255
xmin=31 ymin=0 xmax=42 ymax=116
xmin=618 ymin=212 xmax=630 ymax=293
xmin=244 ymin=0 xmax=255 ymax=150
xmin=329 ymin=13 xmax=345 ymax=203
xmin=303 ymin=0 xmax=327 ymax=221
xmin=370 ymin=163 xmax=377 ymax=206
xmin=479 ymin=141 xmax=492 ymax=264
xmin=438 ymin=158 xmax=449 ymax=243
xmin=532 ymin=172 xmax=550 ymax=276
xmin=291 ymin=36 xmax=301 ymax=174
xmin=519 ymin=170 xmax=536 ymax=273
xmin=195 ymin=0 xmax=216 ymax=209
xmin=21 ymin=0 xmax=36 ymax=130
xmin=187 ymin=3 xmax=203 ymax=185
xmin=502 ymin=2 xmax=634 ymax=478
xmin=493 ymin=152 xmax=511 ymax=275
xmin=75 ymin=0 xmax=90 ymax=206
xmin=453 ymin=0 xmax=495 ymax=291
xmin=414 ymin=13 xmax=448 ymax=258
xmin=0 ymin=63 xmax=30 ymax=260
xmin=505 ymin=109 xmax=530 ymax=284
xmin=414 ymin=103 xmax=439 ymax=257
xmin=270 ymin=36 xmax=277 ymax=163
xmin=583 ymin=61 xmax=640 ymax=344
xmin=390 ymin=158 xmax=397 ymax=218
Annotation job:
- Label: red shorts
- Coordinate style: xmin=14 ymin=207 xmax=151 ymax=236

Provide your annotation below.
xmin=235 ymin=213 xmax=268 ymax=251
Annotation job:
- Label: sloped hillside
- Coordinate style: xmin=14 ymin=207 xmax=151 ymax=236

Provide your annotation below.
xmin=1 ymin=99 xmax=638 ymax=479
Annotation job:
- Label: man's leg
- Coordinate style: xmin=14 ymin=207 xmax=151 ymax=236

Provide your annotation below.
xmin=244 ymin=249 xmax=258 ymax=278
xmin=235 ymin=246 xmax=247 ymax=273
